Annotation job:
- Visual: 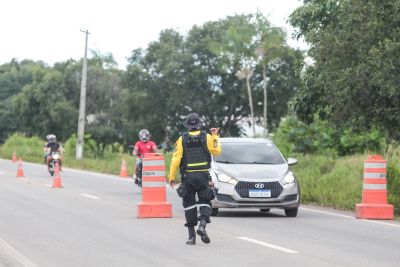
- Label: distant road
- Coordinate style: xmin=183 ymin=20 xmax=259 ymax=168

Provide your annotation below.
xmin=0 ymin=158 xmax=399 ymax=267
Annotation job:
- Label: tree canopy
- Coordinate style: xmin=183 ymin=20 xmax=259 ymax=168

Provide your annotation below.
xmin=289 ymin=0 xmax=400 ymax=140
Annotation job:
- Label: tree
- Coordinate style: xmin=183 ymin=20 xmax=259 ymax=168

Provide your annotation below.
xmin=122 ymin=13 xmax=304 ymax=141
xmin=290 ymin=0 xmax=400 ymax=140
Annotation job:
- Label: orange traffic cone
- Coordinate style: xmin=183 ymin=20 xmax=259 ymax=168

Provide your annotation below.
xmin=356 ymin=155 xmax=393 ymax=219
xmin=12 ymin=151 xmax=17 ymax=163
xmin=120 ymin=159 xmax=129 ymax=178
xmin=52 ymin=162 xmax=63 ymax=188
xmin=16 ymin=158 xmax=25 ymax=177
xmin=137 ymin=153 xmax=172 ymax=218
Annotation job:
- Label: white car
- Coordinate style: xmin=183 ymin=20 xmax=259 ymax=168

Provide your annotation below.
xmin=210 ymin=137 xmax=300 ymax=217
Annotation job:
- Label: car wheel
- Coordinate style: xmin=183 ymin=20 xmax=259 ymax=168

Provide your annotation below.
xmin=260 ymin=208 xmax=270 ymax=213
xmin=211 ymin=208 xmax=219 ymax=216
xmin=285 ymin=207 xmax=298 ymax=217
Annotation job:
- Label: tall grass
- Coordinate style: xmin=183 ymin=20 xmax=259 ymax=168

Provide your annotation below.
xmin=293 ymin=152 xmax=400 ymax=216
xmin=386 ymin=145 xmax=400 ymax=215
xmin=293 ymin=154 xmax=364 ymax=210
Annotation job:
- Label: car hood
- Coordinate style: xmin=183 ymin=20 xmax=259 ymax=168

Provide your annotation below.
xmin=212 ymin=162 xmax=288 ymax=180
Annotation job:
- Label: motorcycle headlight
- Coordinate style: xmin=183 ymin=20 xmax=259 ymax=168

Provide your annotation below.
xmin=215 ymin=171 xmax=238 ymax=185
xmin=281 ymin=172 xmax=295 ymax=185
xmin=52 ymin=154 xmax=59 ymax=160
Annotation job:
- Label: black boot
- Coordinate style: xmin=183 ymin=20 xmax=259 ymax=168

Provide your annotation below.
xmin=186 ymin=226 xmax=196 ymax=245
xmin=196 ymin=219 xmax=210 ymax=244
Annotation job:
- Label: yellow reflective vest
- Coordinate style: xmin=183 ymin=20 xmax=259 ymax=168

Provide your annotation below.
xmin=168 ymin=130 xmax=221 ymax=182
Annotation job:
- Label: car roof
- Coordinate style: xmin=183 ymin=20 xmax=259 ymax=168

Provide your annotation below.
xmin=219 ymin=137 xmax=273 ymax=144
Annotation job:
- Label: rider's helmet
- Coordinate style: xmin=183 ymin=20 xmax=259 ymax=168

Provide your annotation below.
xmin=46 ymin=134 xmax=57 ymax=142
xmin=138 ymin=129 xmax=150 ymax=142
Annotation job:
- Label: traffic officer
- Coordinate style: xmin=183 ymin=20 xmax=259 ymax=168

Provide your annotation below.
xmin=169 ymin=113 xmax=221 ymax=245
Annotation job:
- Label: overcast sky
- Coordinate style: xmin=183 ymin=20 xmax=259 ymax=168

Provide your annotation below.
xmin=1 ymin=0 xmax=305 ymax=69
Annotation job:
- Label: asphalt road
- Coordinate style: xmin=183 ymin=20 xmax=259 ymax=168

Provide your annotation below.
xmin=0 ymin=158 xmax=400 ymax=267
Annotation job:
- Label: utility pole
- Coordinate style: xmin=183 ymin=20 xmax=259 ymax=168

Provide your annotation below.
xmin=76 ymin=29 xmax=90 ymax=160
xmin=255 ymin=47 xmax=268 ymax=136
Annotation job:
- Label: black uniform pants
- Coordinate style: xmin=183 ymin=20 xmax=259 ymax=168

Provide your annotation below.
xmin=182 ymin=171 xmax=212 ymax=227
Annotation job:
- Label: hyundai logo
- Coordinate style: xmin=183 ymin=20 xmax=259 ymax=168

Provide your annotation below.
xmin=254 ymin=183 xmax=265 ymax=189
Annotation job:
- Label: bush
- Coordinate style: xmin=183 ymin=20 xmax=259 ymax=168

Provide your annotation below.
xmin=274 ymin=116 xmax=386 ymax=157
xmin=386 ymin=145 xmax=400 ymax=215
xmin=0 ymin=133 xmax=44 ymax=163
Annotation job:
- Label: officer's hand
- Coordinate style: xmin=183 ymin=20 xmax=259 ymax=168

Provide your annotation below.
xmin=169 ymin=180 xmax=176 ymax=189
xmin=210 ymin=128 xmax=219 ymax=135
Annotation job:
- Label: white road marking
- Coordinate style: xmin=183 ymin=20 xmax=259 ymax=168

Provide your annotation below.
xmin=300 ymin=207 xmax=354 ymax=219
xmin=80 ymin=193 xmax=100 ymax=200
xmin=301 ymin=207 xmax=400 ymax=228
xmin=0 ymin=237 xmax=37 ymax=267
xmin=237 ymin=236 xmax=299 ymax=254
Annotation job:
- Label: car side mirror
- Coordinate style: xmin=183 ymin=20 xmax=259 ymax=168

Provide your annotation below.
xmin=287 ymin=158 xmax=298 ymax=166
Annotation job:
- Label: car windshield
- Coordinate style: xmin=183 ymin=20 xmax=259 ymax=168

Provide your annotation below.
xmin=214 ymin=142 xmax=285 ymax=164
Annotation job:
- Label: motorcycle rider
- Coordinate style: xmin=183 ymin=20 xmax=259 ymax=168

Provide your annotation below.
xmin=168 ymin=113 xmax=221 ymax=245
xmin=45 ymin=134 xmax=63 ymax=171
xmin=132 ymin=129 xmax=157 ymax=184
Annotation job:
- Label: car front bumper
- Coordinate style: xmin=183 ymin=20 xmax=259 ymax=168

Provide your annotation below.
xmin=211 ymin=180 xmax=300 ymax=209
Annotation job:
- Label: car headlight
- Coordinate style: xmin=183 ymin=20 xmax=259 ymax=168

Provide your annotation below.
xmin=281 ymin=172 xmax=295 ymax=185
xmin=215 ymin=171 xmax=238 ymax=185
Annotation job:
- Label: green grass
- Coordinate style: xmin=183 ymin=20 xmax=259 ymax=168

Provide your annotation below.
xmin=293 ymin=154 xmax=364 ymax=211
xmin=293 ymin=153 xmax=400 ymax=217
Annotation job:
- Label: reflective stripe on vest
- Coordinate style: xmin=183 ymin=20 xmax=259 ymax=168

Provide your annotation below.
xmin=187 ymin=162 xmax=208 ymax=167
xmin=363 ymin=183 xmax=387 ymax=190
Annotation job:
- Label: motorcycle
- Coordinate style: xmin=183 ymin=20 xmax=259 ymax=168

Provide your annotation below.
xmin=48 ymin=152 xmax=60 ymax=176
xmin=128 ymin=145 xmax=143 ymax=187
xmin=135 ymin=157 xmax=143 ymax=187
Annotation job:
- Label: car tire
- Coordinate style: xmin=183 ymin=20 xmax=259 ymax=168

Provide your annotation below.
xmin=211 ymin=208 xmax=219 ymax=216
xmin=260 ymin=208 xmax=270 ymax=213
xmin=285 ymin=207 xmax=298 ymax=217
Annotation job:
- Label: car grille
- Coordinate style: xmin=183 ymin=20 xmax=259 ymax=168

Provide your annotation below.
xmin=235 ymin=181 xmax=283 ymax=198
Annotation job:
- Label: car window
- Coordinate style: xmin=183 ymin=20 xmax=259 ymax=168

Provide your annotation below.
xmin=214 ymin=142 xmax=285 ymax=164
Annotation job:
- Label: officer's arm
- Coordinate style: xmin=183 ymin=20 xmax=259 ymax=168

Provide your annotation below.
xmin=206 ymin=133 xmax=221 ymax=156
xmin=168 ymin=137 xmax=183 ymax=182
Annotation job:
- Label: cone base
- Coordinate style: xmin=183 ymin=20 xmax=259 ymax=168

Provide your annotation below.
xmin=137 ymin=202 xmax=172 ymax=218
xmin=52 ymin=178 xmax=63 ymax=188
xmin=356 ymin=203 xmax=393 ymax=220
